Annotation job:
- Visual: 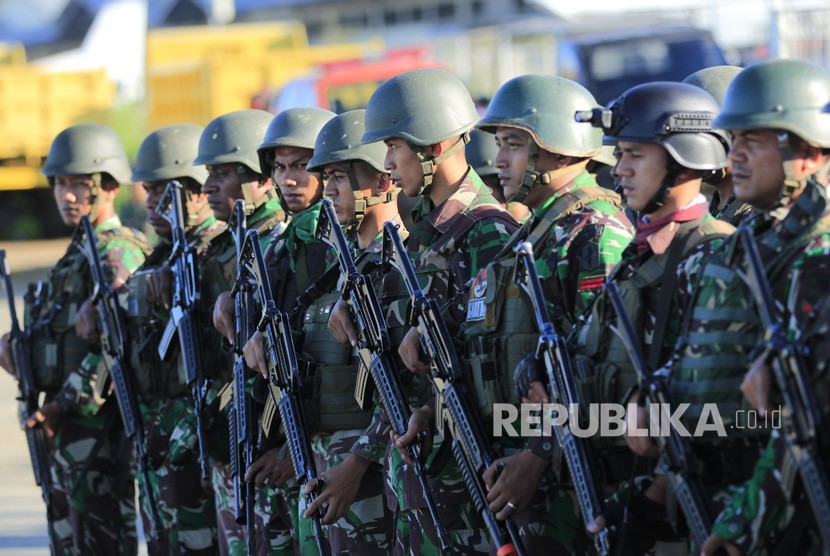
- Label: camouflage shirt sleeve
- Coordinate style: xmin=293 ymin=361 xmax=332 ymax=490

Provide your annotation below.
xmin=57 ymin=229 xmax=147 ymax=417
xmin=348 ymin=404 xmax=391 ymax=465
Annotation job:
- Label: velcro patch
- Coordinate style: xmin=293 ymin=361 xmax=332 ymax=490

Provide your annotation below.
xmin=578 ymin=276 xmax=605 ymax=291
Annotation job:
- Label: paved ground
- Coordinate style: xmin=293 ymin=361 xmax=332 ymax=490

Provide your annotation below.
xmin=0 ymin=239 xmax=147 ymax=555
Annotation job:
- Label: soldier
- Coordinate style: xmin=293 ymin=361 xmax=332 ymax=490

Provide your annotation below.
xmin=682 ymin=65 xmax=753 ymax=226
xmin=695 ymin=66 xmax=830 ymax=556
xmin=128 ymin=124 xmax=221 ymax=554
xmin=0 ymin=124 xmax=146 ymax=554
xmin=276 ymin=109 xmax=400 ymax=553
xmin=556 ymin=82 xmax=733 ymax=551
xmin=173 ymin=109 xmax=285 ymax=556
xmin=451 ymin=74 xmax=632 ymax=553
xmin=222 ymin=107 xmax=335 ymax=554
xmin=618 ymin=59 xmax=830 ymax=554
xmin=330 ymin=67 xmax=517 ymax=555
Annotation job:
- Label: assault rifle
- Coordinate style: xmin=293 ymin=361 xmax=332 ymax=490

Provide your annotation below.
xmin=513 ymin=242 xmax=611 ymax=554
xmin=734 ymin=226 xmax=830 ymax=551
xmin=315 ymin=199 xmax=450 ymax=550
xmin=155 ymin=181 xmax=210 ymax=480
xmin=228 ymin=200 xmax=258 ymax=555
xmin=73 ymin=215 xmax=160 ymax=535
xmin=242 ymin=229 xmax=330 ymax=556
xmin=382 ymin=222 xmax=526 ymax=556
xmin=606 ymin=280 xmax=723 ymax=553
xmin=1 ymin=250 xmax=59 ymax=553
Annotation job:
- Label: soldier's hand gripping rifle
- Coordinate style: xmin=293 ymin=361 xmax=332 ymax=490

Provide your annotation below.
xmin=606 ymin=280 xmax=724 ymax=554
xmin=382 ymin=222 xmax=526 ymax=556
xmin=155 ymin=181 xmax=210 ymax=480
xmin=1 ymin=250 xmax=60 ymax=553
xmin=228 ymin=200 xmax=258 ymax=555
xmin=73 ymin=215 xmax=161 ymax=535
xmin=315 ymin=199 xmax=451 ymax=550
xmin=734 ymin=226 xmax=830 ymax=551
xmin=242 ymin=229 xmax=330 ymax=556
xmin=513 ymin=242 xmax=611 ymax=554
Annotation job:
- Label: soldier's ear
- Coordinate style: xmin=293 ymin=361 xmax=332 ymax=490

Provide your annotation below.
xmin=375 ymin=172 xmax=392 ymax=195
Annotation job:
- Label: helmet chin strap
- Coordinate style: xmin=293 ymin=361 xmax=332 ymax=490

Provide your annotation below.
xmin=506 ymin=138 xmax=559 ymax=204
xmin=642 ymin=162 xmax=681 ymax=216
xmin=87 ymin=172 xmax=104 ymax=224
xmin=239 ymin=166 xmax=277 ymax=216
xmin=343 ymin=163 xmax=398 ymax=240
xmin=408 ymin=132 xmax=470 ymax=197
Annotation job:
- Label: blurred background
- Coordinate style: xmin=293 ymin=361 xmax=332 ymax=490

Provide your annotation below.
xmin=0 ymin=0 xmax=827 ymax=240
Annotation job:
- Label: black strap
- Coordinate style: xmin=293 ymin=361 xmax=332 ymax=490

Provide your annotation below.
xmin=646 ymin=237 xmax=687 ymax=370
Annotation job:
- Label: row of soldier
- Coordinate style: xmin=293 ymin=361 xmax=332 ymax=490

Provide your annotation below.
xmin=0 ymin=58 xmax=828 ymax=556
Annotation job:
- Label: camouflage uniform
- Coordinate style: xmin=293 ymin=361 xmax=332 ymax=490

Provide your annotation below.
xmin=708 ymin=209 xmax=830 ymax=554
xmin=197 ymin=196 xmax=289 ymax=556
xmin=129 ymin=216 xmax=224 ymax=555
xmin=350 ymin=171 xmax=518 ymax=555
xmin=38 ymin=215 xmax=147 ymax=555
xmin=294 ymin=224 xmax=402 ymax=555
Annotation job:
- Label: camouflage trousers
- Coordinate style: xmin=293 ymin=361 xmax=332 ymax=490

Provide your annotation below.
xmin=296 ymin=429 xmax=394 ymax=555
xmin=138 ymin=397 xmax=218 ymax=555
xmin=386 ymin=434 xmax=488 ymax=555
xmin=50 ymin=405 xmax=137 ymax=555
xmin=213 ymin=460 xmax=298 ymax=555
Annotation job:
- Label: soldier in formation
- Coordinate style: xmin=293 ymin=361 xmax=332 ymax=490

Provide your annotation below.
xmin=2 ymin=60 xmax=830 ymax=556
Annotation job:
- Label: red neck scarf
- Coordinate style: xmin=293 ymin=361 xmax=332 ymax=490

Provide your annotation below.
xmin=634 ymin=201 xmax=708 ymax=255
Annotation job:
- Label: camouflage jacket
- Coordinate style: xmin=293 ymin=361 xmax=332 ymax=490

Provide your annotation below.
xmin=54 ymin=215 xmax=148 ymax=417
xmin=350 ymin=169 xmax=518 ymax=471
xmin=669 ymin=179 xmax=830 ymax=458
xmin=711 ymin=220 xmax=830 ymax=554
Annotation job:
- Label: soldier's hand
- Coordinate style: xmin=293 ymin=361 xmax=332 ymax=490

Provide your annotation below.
xmin=483 ymin=450 xmax=547 ymax=520
xmin=702 ymin=534 xmax=744 ymax=555
xmin=212 ymin=291 xmax=236 ymax=344
xmin=392 ymin=404 xmax=435 ymax=465
xmin=146 ymin=266 xmax=172 ymax=309
xmin=303 ymin=453 xmax=371 ymax=525
xmin=398 ymin=327 xmax=430 ymax=374
xmin=741 ymin=354 xmax=772 ymax=415
xmin=522 ymin=381 xmax=549 ymax=404
xmin=328 ymin=298 xmax=357 ymax=347
xmin=243 ymin=331 xmax=268 ymax=379
xmin=246 ymin=447 xmax=294 ymax=489
xmin=24 ymin=401 xmax=61 ymax=444
xmin=74 ymin=296 xmax=99 ymax=344
xmin=623 ymin=392 xmax=659 ymax=458
xmin=0 ymin=333 xmax=16 ymax=377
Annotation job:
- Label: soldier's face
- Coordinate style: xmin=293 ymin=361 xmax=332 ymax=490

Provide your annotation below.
xmin=203 ymin=163 xmax=242 ymax=222
xmin=494 ymin=127 xmax=530 ymax=200
xmin=322 ymin=162 xmax=358 ymax=224
xmin=53 ymin=174 xmax=94 ymax=227
xmin=615 ymin=141 xmax=668 ymax=214
xmin=730 ymin=129 xmax=786 ymax=209
xmin=383 ymin=138 xmax=423 ymax=197
xmin=143 ymin=180 xmax=172 ymax=237
xmin=270 ymin=147 xmax=322 ymax=213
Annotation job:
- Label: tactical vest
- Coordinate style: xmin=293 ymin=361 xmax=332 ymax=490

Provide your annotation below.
xmin=462 ymin=186 xmax=623 ymax=422
xmin=671 ymin=213 xmax=830 ymax=441
xmin=25 ymin=227 xmax=149 ymax=392
xmin=575 ymin=218 xmax=735 ymax=413
xmin=126 ymin=246 xmax=188 ymax=400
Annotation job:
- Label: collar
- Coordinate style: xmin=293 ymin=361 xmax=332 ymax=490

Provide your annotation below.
xmin=93 ymin=214 xmax=122 ymax=233
xmin=415 ymin=167 xmax=487 ymax=234
xmin=637 ymin=194 xmax=708 ymax=256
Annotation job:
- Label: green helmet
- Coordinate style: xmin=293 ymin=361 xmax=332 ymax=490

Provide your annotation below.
xmin=308 ymin=109 xmax=393 ymax=235
xmin=132 ymin=124 xmax=208 ymax=185
xmin=713 ymin=59 xmax=830 ymax=148
xmin=477 ymin=75 xmax=602 ymax=157
xmin=193 ymin=109 xmax=273 ymax=174
xmin=362 ymin=68 xmax=478 ymax=194
xmin=258 ymin=107 xmax=336 ymax=176
xmin=682 ymin=65 xmax=743 ymax=106
xmin=465 ymin=130 xmax=498 ymax=177
xmin=43 ymin=124 xmax=132 ymax=184
xmin=477 ymin=75 xmax=602 ymax=202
